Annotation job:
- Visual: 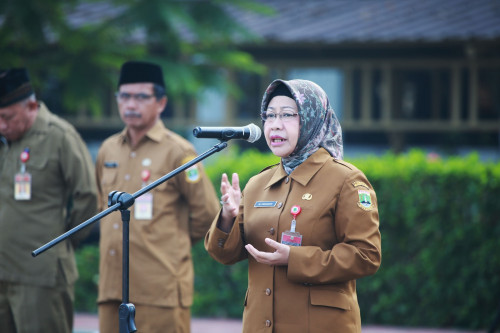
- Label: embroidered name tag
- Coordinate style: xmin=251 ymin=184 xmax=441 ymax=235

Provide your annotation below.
xmin=104 ymin=161 xmax=118 ymax=168
xmin=254 ymin=201 xmax=277 ymax=208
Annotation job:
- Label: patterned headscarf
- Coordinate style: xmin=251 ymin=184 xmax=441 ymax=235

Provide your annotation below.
xmin=261 ymin=79 xmax=343 ymax=174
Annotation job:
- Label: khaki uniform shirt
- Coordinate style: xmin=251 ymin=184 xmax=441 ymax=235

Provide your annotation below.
xmin=206 ymin=148 xmax=382 ymax=333
xmin=0 ymin=103 xmax=97 ymax=287
xmin=96 ymin=120 xmax=219 ymax=307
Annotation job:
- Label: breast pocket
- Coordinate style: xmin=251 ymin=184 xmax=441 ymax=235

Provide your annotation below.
xmin=28 ymin=153 xmax=49 ymax=171
xmin=28 ymin=154 xmax=54 ymax=189
xmin=100 ymin=168 xmax=118 ymax=197
xmin=151 ymin=174 xmax=170 ymax=193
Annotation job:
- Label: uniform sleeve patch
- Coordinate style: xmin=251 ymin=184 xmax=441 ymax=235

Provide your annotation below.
xmin=357 ymin=190 xmax=374 ymax=211
xmin=182 ymin=156 xmax=200 ymax=183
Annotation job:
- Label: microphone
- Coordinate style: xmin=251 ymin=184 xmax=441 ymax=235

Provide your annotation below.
xmin=193 ymin=123 xmax=262 ymax=143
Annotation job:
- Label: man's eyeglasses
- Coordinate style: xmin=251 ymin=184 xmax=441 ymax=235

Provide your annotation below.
xmin=260 ymin=111 xmax=299 ymax=122
xmin=115 ymin=92 xmax=155 ymax=103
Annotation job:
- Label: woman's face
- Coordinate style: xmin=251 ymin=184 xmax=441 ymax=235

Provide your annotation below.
xmin=263 ymin=95 xmax=300 ymax=158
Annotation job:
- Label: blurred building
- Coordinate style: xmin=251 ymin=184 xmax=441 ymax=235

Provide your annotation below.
xmin=73 ymin=0 xmax=500 ymax=157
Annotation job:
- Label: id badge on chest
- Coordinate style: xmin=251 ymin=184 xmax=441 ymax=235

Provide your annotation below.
xmin=134 ymin=169 xmax=153 ymax=220
xmin=14 ymin=148 xmax=31 ymax=201
xmin=281 ymin=205 xmax=302 ymax=246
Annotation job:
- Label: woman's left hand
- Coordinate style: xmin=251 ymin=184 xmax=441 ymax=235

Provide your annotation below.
xmin=245 ymin=238 xmax=290 ymax=266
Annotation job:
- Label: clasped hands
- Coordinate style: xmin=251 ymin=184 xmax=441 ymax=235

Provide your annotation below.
xmin=220 ymin=173 xmax=290 ymax=266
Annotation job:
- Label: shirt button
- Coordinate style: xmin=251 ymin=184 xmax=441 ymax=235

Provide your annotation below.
xmin=277 ymin=202 xmax=283 ymax=209
xmin=265 ymin=320 xmax=271 ymax=327
xmin=113 ymin=223 xmax=119 ymax=229
xmin=217 ymin=238 xmax=225 ymax=248
xmin=130 ymin=152 xmax=136 ymax=158
xmin=265 ymin=288 xmax=271 ymax=296
xmin=124 ymin=174 xmax=130 ymax=181
xmin=109 ymin=249 xmax=116 ymax=256
xmin=269 ymin=228 xmax=275 ymax=235
xmin=285 ymin=177 xmax=289 ymax=184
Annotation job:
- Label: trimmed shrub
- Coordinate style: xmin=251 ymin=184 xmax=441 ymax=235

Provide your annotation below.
xmin=355 ymin=150 xmax=500 ymax=329
xmin=74 ymin=243 xmax=99 ymax=313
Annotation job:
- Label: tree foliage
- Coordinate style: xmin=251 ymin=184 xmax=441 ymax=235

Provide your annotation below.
xmin=0 ymin=0 xmax=270 ymax=115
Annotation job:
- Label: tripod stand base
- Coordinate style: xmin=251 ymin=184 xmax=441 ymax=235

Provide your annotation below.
xmin=119 ymin=303 xmax=137 ymax=333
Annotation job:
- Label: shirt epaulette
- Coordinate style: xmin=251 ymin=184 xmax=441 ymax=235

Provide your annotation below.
xmin=332 ymin=158 xmax=355 ymax=170
xmin=43 ymin=105 xmax=78 ymax=137
xmin=258 ymin=163 xmax=280 ymax=174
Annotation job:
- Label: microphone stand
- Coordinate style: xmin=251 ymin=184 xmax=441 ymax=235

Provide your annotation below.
xmin=32 ymin=141 xmax=228 ymax=333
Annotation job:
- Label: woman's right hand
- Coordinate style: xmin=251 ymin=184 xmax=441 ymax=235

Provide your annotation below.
xmin=219 ymin=173 xmax=241 ymax=232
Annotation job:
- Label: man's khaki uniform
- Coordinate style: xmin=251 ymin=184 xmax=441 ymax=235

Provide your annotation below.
xmin=96 ymin=120 xmax=219 ymax=331
xmin=0 ymin=103 xmax=97 ymax=332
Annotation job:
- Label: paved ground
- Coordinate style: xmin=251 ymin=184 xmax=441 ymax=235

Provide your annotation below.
xmin=74 ymin=313 xmax=485 ymax=333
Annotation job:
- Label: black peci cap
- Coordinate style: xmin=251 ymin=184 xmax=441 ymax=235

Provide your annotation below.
xmin=118 ymin=61 xmax=165 ymax=88
xmin=0 ymin=68 xmax=34 ymax=108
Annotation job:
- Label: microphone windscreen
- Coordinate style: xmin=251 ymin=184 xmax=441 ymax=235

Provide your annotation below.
xmin=247 ymin=124 xmax=262 ymax=143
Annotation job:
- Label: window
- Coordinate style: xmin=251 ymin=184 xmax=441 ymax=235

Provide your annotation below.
xmin=478 ymin=68 xmax=500 ymax=120
xmin=287 ymin=68 xmax=345 ymax=120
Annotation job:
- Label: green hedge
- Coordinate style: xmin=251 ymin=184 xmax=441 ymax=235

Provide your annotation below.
xmin=354 ymin=150 xmax=500 ymax=329
xmin=75 ymin=148 xmax=500 ymax=330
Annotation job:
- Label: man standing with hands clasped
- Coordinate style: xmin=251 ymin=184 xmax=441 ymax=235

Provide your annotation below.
xmin=0 ymin=68 xmax=98 ymax=332
xmin=96 ymin=60 xmax=219 ymax=332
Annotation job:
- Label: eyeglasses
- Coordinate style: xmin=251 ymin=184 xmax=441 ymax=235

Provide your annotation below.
xmin=115 ymin=92 xmax=155 ymax=103
xmin=260 ymin=111 xmax=299 ymax=122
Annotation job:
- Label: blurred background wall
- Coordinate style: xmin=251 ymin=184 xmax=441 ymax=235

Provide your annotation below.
xmin=2 ymin=0 xmax=499 ymax=161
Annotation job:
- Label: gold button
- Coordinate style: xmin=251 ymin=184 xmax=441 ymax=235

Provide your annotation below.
xmin=265 ymin=320 xmax=271 ymax=327
xmin=265 ymin=288 xmax=271 ymax=296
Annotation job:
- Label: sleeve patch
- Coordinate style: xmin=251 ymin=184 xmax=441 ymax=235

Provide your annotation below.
xmin=182 ymin=156 xmax=200 ymax=183
xmin=357 ymin=190 xmax=375 ymax=211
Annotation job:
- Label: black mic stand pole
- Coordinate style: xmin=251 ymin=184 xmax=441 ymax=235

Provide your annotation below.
xmin=32 ymin=141 xmax=228 ymax=333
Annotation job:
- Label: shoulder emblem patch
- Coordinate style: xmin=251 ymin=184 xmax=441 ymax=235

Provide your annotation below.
xmin=182 ymin=156 xmax=200 ymax=183
xmin=357 ymin=190 xmax=374 ymax=211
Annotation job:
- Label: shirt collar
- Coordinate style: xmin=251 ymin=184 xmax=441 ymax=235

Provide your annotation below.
xmin=264 ymin=148 xmax=331 ymax=189
xmin=119 ymin=120 xmax=166 ymax=145
xmin=24 ymin=102 xmax=49 ymax=136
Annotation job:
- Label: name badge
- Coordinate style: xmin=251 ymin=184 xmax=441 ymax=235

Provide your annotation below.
xmin=281 ymin=205 xmax=302 ymax=246
xmin=135 ymin=170 xmax=153 ymax=220
xmin=15 ymin=148 xmax=31 ymax=200
xmin=14 ymin=173 xmax=32 ymax=200
xmin=134 ymin=193 xmax=153 ymax=220
xmin=281 ymin=231 xmax=302 ymax=246
xmin=104 ymin=161 xmax=118 ymax=168
xmin=254 ymin=201 xmax=277 ymax=208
